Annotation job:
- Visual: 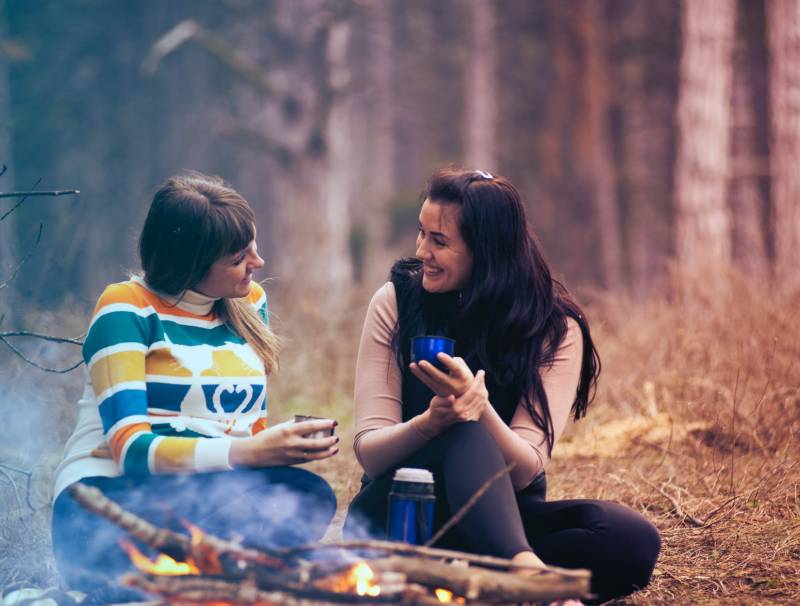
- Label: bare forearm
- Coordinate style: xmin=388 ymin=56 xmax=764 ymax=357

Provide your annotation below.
xmin=479 ymin=405 xmax=544 ymax=490
xmin=354 ymin=412 xmax=435 ymax=478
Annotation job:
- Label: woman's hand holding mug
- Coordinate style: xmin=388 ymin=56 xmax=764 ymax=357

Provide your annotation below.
xmin=422 ymin=370 xmax=489 ymax=435
xmin=410 ymin=353 xmax=474 ymax=397
xmin=230 ymin=418 xmax=338 ymax=467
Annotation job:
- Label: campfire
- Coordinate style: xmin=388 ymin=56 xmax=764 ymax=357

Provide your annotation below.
xmin=69 ymin=483 xmax=591 ymax=605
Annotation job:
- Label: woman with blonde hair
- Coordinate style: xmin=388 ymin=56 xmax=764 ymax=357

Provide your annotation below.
xmin=52 ymin=173 xmax=338 ymax=601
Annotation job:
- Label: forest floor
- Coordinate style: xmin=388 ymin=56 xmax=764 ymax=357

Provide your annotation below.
xmin=1 ymin=270 xmax=798 ymax=605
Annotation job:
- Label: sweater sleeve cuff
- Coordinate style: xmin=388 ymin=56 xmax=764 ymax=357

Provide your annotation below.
xmin=194 ymin=437 xmax=233 ymax=471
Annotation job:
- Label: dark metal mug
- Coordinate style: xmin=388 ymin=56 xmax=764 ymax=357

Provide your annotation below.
xmin=410 ymin=336 xmax=455 ymax=371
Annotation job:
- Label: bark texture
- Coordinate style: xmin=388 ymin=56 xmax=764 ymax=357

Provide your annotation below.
xmin=766 ymin=0 xmax=800 ymax=287
xmin=674 ymin=0 xmax=736 ymax=271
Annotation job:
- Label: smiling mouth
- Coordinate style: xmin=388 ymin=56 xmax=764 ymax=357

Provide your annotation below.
xmin=423 ymin=266 xmax=443 ymax=276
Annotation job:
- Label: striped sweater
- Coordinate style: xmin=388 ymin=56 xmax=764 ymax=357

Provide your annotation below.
xmin=53 ymin=278 xmax=269 ymax=497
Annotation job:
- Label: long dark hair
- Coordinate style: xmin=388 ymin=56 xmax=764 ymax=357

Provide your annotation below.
xmin=139 ymin=173 xmax=280 ymax=373
xmin=393 ymin=169 xmax=600 ymax=454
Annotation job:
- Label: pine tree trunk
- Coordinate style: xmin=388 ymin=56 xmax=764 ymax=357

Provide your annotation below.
xmin=359 ymin=0 xmax=396 ymax=288
xmin=581 ymin=0 xmax=624 ymax=291
xmin=322 ymin=18 xmax=355 ymax=293
xmin=674 ymin=0 xmax=735 ymax=273
xmin=465 ymin=0 xmax=497 ymax=172
xmin=260 ymin=0 xmax=353 ymax=305
xmin=766 ymin=0 xmax=800 ymax=288
xmin=729 ymin=0 xmax=770 ymax=276
xmin=0 ymin=0 xmax=18 ymax=318
xmin=613 ymin=0 xmax=678 ymax=297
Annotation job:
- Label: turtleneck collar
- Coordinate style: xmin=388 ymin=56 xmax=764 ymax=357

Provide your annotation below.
xmin=133 ymin=276 xmax=220 ymax=316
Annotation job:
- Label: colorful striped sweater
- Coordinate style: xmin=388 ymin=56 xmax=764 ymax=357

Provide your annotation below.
xmin=53 ymin=277 xmax=269 ymax=497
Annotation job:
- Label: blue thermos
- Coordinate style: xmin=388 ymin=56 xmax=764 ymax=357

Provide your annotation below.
xmin=387 ymin=467 xmax=436 ymax=544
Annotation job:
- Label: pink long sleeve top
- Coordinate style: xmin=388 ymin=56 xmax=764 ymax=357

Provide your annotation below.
xmin=353 ymin=282 xmax=584 ymax=491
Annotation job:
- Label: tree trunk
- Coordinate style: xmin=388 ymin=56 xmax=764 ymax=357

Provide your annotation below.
xmin=464 ymin=0 xmax=497 ymax=172
xmin=674 ymin=0 xmax=735 ymax=274
xmin=580 ymin=0 xmax=624 ymax=291
xmin=271 ymin=0 xmax=353 ymax=305
xmin=358 ymin=0 xmax=396 ymax=288
xmin=612 ymin=0 xmax=678 ymax=297
xmin=0 ymin=0 xmax=18 ymax=314
xmin=729 ymin=0 xmax=770 ymax=276
xmin=766 ymin=0 xmax=800 ymax=288
xmin=322 ymin=18 xmax=354 ymax=293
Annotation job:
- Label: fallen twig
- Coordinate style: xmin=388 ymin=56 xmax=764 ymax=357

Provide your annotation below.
xmin=68 ymin=483 xmax=287 ymax=572
xmin=124 ymin=574 xmax=439 ymax=605
xmin=0 ymin=462 xmax=36 ymax=511
xmin=426 ymin=461 xmax=515 ymax=547
xmin=638 ymin=474 xmax=705 ymax=527
xmin=283 ymin=540 xmax=586 ymax=577
xmin=369 ymin=556 xmax=589 ymax=603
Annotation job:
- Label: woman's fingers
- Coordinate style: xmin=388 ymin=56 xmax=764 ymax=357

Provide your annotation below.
xmin=411 ymin=356 xmax=475 ymax=397
xmin=409 ymin=362 xmax=450 ymax=396
xmin=290 ymin=418 xmax=337 ymax=436
xmin=453 ymin=371 xmax=488 ymax=421
xmin=298 ymin=434 xmax=339 ymax=452
xmin=315 ymin=445 xmax=340 ymax=459
xmin=436 ymin=354 xmax=471 ymax=378
xmin=293 ymin=443 xmax=340 ymax=462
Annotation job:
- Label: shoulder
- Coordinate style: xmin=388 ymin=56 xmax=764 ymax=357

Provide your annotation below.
xmin=368 ymin=282 xmax=398 ymax=324
xmin=92 ymin=279 xmax=155 ymax=316
xmin=557 ymin=316 xmax=583 ymax=359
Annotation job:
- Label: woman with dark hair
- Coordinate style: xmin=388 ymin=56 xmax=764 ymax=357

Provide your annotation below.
xmin=52 ymin=173 xmax=338 ymax=601
xmin=344 ymin=169 xmax=660 ymax=603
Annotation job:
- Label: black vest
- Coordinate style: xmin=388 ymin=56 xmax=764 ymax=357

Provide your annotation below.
xmin=390 ymin=259 xmax=519 ymax=425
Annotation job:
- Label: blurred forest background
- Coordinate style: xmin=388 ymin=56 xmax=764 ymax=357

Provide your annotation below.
xmin=1 ymin=1 xmax=799 ymax=604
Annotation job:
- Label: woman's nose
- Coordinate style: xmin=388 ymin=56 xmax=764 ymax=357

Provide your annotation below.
xmin=250 ymin=252 xmax=265 ymax=269
xmin=416 ymin=241 xmax=431 ymax=260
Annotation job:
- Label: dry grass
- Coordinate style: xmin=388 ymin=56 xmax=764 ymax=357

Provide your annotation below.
xmin=1 ymin=270 xmax=799 ymax=604
xmin=551 ymin=271 xmax=800 ymax=605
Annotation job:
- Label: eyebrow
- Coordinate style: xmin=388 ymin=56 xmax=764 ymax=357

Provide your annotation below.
xmin=418 ymin=222 xmax=449 ymax=239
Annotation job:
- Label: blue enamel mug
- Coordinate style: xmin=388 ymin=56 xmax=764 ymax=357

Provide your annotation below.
xmin=410 ymin=336 xmax=455 ymax=371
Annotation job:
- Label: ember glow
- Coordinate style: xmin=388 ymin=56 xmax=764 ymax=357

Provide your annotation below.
xmin=121 ymin=539 xmax=200 ymax=576
xmin=435 ymin=588 xmax=465 ymax=603
xmin=316 ymin=560 xmax=382 ymax=596
xmin=352 ymin=561 xmax=381 ymax=597
xmin=435 ymin=588 xmax=454 ymax=602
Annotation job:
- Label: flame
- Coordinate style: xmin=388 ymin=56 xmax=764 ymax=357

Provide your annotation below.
xmin=179 ymin=519 xmax=222 ymax=574
xmin=352 ymin=561 xmax=381 ymax=597
xmin=121 ymin=539 xmax=200 ymax=576
xmin=182 ymin=519 xmax=205 ymax=546
xmin=435 ymin=588 xmax=453 ymax=602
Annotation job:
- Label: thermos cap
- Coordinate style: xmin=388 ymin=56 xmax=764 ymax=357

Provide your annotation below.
xmin=393 ymin=467 xmax=434 ymax=484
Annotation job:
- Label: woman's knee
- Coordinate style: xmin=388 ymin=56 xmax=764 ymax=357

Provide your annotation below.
xmin=588 ymin=501 xmax=661 ymax=597
xmin=438 ymin=421 xmax=498 ymax=454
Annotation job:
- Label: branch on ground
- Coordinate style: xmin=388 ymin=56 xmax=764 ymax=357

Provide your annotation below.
xmin=0 ymin=462 xmax=36 ymax=512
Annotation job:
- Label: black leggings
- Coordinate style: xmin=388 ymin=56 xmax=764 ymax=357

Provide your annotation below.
xmin=344 ymin=422 xmax=660 ymax=603
xmin=52 ymin=467 xmax=336 ymax=603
